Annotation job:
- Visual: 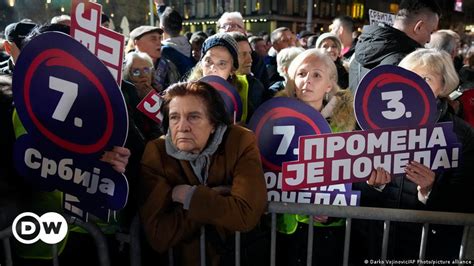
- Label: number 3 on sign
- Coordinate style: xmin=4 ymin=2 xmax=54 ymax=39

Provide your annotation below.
xmin=381 ymin=90 xmax=411 ymax=120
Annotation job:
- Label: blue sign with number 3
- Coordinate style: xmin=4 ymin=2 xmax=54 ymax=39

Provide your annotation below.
xmin=354 ymin=65 xmax=437 ymax=130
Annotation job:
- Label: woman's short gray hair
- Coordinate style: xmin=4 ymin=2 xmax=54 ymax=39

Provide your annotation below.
xmin=276 ymin=47 xmax=304 ymax=80
xmin=399 ymin=48 xmax=459 ymax=97
xmin=122 ymin=51 xmax=154 ymax=81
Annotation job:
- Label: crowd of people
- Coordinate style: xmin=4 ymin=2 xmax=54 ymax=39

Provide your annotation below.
xmin=1 ymin=0 xmax=474 ymax=265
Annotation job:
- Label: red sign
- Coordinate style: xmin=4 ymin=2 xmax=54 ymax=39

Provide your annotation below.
xmin=70 ymin=0 xmax=124 ymax=85
xmin=136 ymin=90 xmax=164 ymax=124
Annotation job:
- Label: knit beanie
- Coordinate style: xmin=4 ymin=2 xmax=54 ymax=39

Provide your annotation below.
xmin=315 ymin=32 xmax=342 ymax=51
xmin=201 ymin=33 xmax=239 ymax=70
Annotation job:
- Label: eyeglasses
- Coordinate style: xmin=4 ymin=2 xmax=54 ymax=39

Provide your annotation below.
xmin=219 ymin=23 xmax=244 ymax=31
xmin=202 ymin=57 xmax=229 ymax=70
xmin=131 ymin=67 xmax=153 ymax=77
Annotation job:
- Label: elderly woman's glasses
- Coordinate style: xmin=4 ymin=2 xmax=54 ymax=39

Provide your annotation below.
xmin=219 ymin=23 xmax=244 ymax=31
xmin=202 ymin=58 xmax=229 ymax=70
xmin=131 ymin=67 xmax=153 ymax=77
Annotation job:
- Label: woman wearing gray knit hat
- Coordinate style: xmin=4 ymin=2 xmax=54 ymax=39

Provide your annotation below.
xmin=188 ymin=32 xmax=239 ymax=81
xmin=315 ymin=32 xmax=349 ymax=89
xmin=187 ymin=33 xmax=256 ymax=123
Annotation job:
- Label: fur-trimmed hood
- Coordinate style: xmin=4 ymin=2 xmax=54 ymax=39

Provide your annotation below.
xmin=321 ymin=90 xmax=357 ymax=132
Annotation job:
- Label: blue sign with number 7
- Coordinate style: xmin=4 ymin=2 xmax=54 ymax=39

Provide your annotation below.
xmin=12 ymin=31 xmax=129 ymax=210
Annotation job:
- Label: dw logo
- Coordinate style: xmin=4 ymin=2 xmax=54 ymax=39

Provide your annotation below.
xmin=12 ymin=212 xmax=68 ymax=244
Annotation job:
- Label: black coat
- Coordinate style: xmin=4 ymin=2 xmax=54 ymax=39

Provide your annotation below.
xmin=351 ymin=99 xmax=474 ymax=262
xmin=348 ymin=23 xmax=421 ymax=92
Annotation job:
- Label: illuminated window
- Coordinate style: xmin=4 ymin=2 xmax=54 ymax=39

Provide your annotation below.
xmin=389 ymin=3 xmax=399 ymax=14
xmin=352 ymin=3 xmax=364 ymax=19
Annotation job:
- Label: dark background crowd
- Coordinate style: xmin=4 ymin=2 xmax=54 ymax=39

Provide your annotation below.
xmin=1 ymin=0 xmax=474 ymax=265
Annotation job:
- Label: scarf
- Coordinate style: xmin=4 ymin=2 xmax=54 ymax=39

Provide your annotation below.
xmin=165 ymin=124 xmax=228 ymax=185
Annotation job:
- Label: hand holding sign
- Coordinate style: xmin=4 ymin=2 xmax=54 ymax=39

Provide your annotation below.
xmin=281 ymin=65 xmax=460 ymax=191
xmin=13 ymin=31 xmax=129 ymax=211
xmin=137 ymin=90 xmax=164 ymax=124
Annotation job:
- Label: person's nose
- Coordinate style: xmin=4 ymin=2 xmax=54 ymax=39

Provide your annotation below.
xmin=303 ymin=74 xmax=311 ymax=84
xmin=209 ymin=64 xmax=218 ymax=72
xmin=176 ymin=118 xmax=190 ymax=132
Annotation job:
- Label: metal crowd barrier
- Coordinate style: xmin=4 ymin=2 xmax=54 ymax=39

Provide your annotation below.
xmin=156 ymin=202 xmax=474 ymax=266
xmin=266 ymin=202 xmax=474 ymax=266
xmin=0 ymin=214 xmax=111 ymax=266
xmin=4 ymin=205 xmax=472 ymax=266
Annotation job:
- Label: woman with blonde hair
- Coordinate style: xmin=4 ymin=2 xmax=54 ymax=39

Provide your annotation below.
xmin=276 ymin=49 xmax=356 ymax=265
xmin=278 ymin=48 xmax=355 ymax=131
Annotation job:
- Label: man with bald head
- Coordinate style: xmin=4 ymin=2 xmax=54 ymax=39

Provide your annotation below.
xmin=348 ymin=0 xmax=440 ymax=92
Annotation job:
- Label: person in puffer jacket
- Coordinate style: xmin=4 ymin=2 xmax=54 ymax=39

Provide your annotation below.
xmin=348 ymin=0 xmax=440 ymax=92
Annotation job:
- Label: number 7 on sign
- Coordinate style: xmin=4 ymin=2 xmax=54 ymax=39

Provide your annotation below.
xmin=273 ymin=125 xmax=298 ymax=155
xmin=49 ymin=76 xmax=82 ymax=127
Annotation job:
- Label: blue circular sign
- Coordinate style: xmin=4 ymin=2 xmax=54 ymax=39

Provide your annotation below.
xmin=354 ymin=65 xmax=437 ymax=130
xmin=13 ymin=32 xmax=128 ymax=154
xmin=248 ymin=97 xmax=331 ymax=171
xmin=199 ymin=75 xmax=242 ymax=122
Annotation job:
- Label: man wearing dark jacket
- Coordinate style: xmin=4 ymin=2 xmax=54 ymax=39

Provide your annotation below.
xmin=157 ymin=5 xmax=195 ymax=77
xmin=348 ymin=0 xmax=441 ymax=92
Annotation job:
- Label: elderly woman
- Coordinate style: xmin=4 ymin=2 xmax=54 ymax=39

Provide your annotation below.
xmin=276 ymin=49 xmax=356 ymax=265
xmin=315 ymin=32 xmax=349 ymax=89
xmin=351 ymin=49 xmax=474 ymax=263
xmin=397 ymin=49 xmax=473 ymax=259
xmin=268 ymin=46 xmax=304 ymax=94
xmin=123 ymin=51 xmax=157 ymax=98
xmin=139 ymin=80 xmax=267 ymax=265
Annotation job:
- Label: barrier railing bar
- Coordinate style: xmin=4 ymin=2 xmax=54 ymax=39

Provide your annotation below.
xmin=168 ymin=249 xmax=174 ymax=266
xmin=65 ymin=215 xmax=110 ymax=266
xmin=419 ymin=223 xmax=429 ymax=265
xmin=306 ymin=215 xmax=314 ymax=266
xmin=270 ymin=212 xmax=276 ymax=266
xmin=343 ymin=218 xmax=352 ymax=266
xmin=0 ymin=226 xmax=12 ymax=239
xmin=200 ymin=226 xmax=206 ymax=266
xmin=267 ymin=202 xmax=474 ymax=226
xmin=235 ymin=231 xmax=241 ymax=266
xmin=459 ymin=226 xmax=471 ymax=264
xmin=52 ymin=243 xmax=59 ymax=266
xmin=381 ymin=220 xmax=390 ymax=264
xmin=129 ymin=214 xmax=141 ymax=266
xmin=3 ymin=236 xmax=13 ymax=266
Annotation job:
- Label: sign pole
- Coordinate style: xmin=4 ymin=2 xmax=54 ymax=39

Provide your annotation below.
xmin=149 ymin=0 xmax=155 ymax=26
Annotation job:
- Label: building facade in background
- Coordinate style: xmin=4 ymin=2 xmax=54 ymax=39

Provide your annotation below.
xmin=0 ymin=0 xmax=473 ymax=42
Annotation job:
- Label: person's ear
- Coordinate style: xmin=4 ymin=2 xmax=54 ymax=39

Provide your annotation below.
xmin=326 ymin=85 xmax=332 ymax=93
xmin=414 ymin=20 xmax=424 ymax=35
xmin=3 ymin=41 xmax=12 ymax=56
xmin=338 ymin=26 xmax=344 ymax=36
